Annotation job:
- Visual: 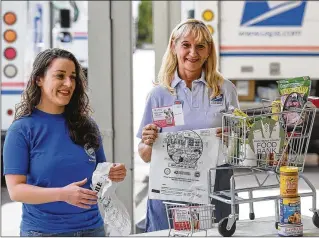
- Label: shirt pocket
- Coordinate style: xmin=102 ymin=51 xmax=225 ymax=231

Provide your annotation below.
xmin=205 ymin=111 xmax=223 ymax=128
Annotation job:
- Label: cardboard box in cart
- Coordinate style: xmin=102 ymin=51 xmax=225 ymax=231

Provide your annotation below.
xmin=232 ymin=80 xmax=256 ymax=101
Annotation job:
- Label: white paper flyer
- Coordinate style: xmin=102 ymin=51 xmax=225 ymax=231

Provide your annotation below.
xmin=148 ymin=128 xmax=220 ymax=204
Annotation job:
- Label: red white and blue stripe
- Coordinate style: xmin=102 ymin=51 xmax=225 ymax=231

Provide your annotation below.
xmin=1 ymin=82 xmax=25 ymax=95
xmin=73 ymin=32 xmax=88 ymax=40
xmin=220 ymin=45 xmax=319 ymax=57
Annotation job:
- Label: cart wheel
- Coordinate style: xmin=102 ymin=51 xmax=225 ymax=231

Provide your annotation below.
xmin=218 ymin=217 xmax=236 ymax=237
xmin=313 ymin=212 xmax=319 ymax=228
xmin=275 ymin=222 xmax=279 ymax=230
xmin=249 ymin=213 xmax=255 ymax=220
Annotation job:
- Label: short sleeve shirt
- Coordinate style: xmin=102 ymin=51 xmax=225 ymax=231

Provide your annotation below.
xmin=136 ymin=70 xmax=239 ymax=164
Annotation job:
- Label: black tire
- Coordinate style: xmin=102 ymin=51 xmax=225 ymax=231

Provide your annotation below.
xmin=275 ymin=222 xmax=279 ymax=230
xmin=218 ymin=217 xmax=236 ymax=237
xmin=249 ymin=213 xmax=255 ymax=220
xmin=313 ymin=212 xmax=319 ymax=228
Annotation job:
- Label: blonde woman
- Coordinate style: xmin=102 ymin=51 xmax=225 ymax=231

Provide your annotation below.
xmin=136 ymin=19 xmax=239 ymax=232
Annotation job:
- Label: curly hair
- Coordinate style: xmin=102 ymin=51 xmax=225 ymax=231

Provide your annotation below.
xmin=14 ymin=48 xmax=100 ymax=150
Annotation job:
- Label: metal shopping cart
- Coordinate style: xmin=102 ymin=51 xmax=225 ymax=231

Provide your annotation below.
xmin=163 ymin=201 xmax=215 ymax=237
xmin=209 ymin=100 xmax=319 ymax=237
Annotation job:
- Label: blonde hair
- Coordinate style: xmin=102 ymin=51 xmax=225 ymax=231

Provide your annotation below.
xmin=157 ymin=19 xmax=223 ymax=98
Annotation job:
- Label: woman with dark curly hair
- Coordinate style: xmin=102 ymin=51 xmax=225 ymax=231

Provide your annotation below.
xmin=3 ymin=48 xmax=127 ymax=237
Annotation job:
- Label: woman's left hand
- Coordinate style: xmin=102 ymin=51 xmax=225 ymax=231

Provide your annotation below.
xmin=216 ymin=127 xmax=228 ymax=146
xmin=216 ymin=128 xmax=223 ymax=138
xmin=108 ymin=163 xmax=127 ymax=182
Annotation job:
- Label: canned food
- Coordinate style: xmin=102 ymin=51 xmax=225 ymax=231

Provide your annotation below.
xmin=280 ymin=166 xmax=298 ymax=198
xmin=271 ymin=100 xmax=281 ymax=121
xmin=280 ymin=197 xmax=301 ymax=224
xmin=268 ymin=153 xmax=275 ymax=166
xmin=278 ymin=223 xmax=303 ymax=237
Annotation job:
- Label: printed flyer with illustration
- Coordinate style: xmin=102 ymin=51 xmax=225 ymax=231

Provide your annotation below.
xmin=148 ymin=128 xmax=220 ymax=204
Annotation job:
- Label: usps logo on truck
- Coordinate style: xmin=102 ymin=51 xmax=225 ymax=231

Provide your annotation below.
xmin=240 ymin=1 xmax=307 ymax=27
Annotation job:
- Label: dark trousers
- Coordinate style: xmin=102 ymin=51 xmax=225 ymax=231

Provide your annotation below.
xmin=211 ymin=164 xmax=239 ymax=222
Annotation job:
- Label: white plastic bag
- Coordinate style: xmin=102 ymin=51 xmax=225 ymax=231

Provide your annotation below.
xmin=91 ymin=162 xmax=131 ymax=236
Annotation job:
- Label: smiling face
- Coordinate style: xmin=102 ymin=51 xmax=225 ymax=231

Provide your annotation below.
xmin=171 ymin=23 xmax=212 ymax=80
xmin=173 ymin=33 xmax=210 ymax=74
xmin=37 ymin=58 xmax=76 ymax=113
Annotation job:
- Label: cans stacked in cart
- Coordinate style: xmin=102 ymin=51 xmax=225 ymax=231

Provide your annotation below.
xmin=278 ymin=166 xmax=303 ymax=237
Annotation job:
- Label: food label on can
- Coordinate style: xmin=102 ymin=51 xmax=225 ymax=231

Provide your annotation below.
xmin=280 ymin=175 xmax=298 ymax=197
xmin=278 ymin=224 xmax=303 ymax=237
xmin=280 ymin=197 xmax=301 ymax=224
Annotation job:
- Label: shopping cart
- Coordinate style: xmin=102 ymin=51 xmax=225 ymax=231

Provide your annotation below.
xmin=208 ymin=100 xmax=319 ymax=237
xmin=164 ymin=202 xmax=215 ymax=236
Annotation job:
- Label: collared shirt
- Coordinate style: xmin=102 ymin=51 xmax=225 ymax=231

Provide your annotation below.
xmin=137 ymin=70 xmax=239 ymax=137
xmin=136 ymin=70 xmax=240 ymax=232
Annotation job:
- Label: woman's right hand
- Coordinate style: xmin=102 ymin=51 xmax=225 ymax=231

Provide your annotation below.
xmin=60 ymin=178 xmax=98 ymax=209
xmin=142 ymin=124 xmax=159 ymax=146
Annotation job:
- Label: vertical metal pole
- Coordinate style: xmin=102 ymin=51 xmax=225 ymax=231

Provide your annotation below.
xmin=88 ymin=1 xmax=114 ymax=162
xmin=275 ymin=199 xmax=279 ymax=223
xmin=248 ymin=191 xmax=254 ymax=215
xmin=230 ymin=175 xmax=236 ymax=216
xmin=110 ymin=0 xmax=134 ymax=233
xmin=153 ymin=1 xmax=181 ymax=82
xmin=49 ymin=2 xmax=54 ymax=48
xmin=88 ymin=0 xmax=134 ymax=233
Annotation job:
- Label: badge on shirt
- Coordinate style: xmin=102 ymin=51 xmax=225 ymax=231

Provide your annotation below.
xmin=84 ymin=144 xmax=96 ymax=162
xmin=174 ymin=99 xmax=183 ymax=107
xmin=210 ymin=94 xmax=224 ymax=105
xmin=152 ymin=101 xmax=185 ymax=128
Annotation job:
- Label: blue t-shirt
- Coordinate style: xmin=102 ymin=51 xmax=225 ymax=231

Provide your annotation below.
xmin=3 ymin=108 xmax=106 ymax=233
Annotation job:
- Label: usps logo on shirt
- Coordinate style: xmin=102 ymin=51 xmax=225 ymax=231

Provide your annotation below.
xmin=84 ymin=143 xmax=96 ymax=162
xmin=210 ymin=94 xmax=224 ymax=105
